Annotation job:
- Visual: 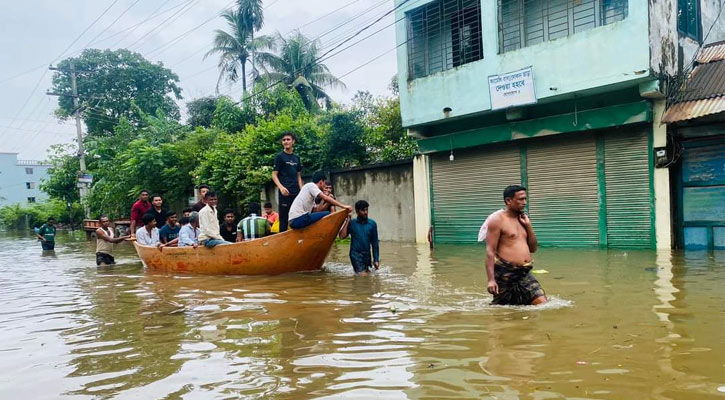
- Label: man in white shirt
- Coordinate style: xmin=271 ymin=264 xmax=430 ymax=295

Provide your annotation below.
xmin=198 ymin=191 xmax=231 ymax=247
xmin=178 ymin=211 xmax=200 ymax=248
xmin=288 ymin=171 xmax=351 ymax=230
xmin=135 ymin=213 xmax=164 ymax=249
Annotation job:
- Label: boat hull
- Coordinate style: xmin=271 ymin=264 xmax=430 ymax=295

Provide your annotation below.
xmin=133 ymin=210 xmax=348 ymax=275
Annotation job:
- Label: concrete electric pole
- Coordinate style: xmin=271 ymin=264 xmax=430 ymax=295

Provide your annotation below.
xmin=48 ymin=61 xmax=90 ymax=218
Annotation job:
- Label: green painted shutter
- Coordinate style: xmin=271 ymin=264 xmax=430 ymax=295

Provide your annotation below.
xmin=527 ymin=135 xmax=600 ymax=247
xmin=604 ymin=129 xmax=653 ymax=248
xmin=431 ymin=145 xmax=521 ymax=243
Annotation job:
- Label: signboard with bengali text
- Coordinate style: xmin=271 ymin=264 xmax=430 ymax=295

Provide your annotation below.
xmin=488 ymin=66 xmax=537 ymax=110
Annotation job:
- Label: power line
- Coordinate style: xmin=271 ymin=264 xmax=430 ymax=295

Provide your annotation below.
xmin=104 ymin=0 xmax=185 ymax=49
xmin=81 ymin=0 xmax=142 ymax=50
xmin=53 ymin=0 xmax=121 ymax=62
xmin=125 ymin=0 xmax=199 ymax=50
xmin=144 ymin=0 xmax=238 ymax=58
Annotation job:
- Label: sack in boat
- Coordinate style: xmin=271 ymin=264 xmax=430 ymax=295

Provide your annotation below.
xmin=478 ymin=209 xmax=504 ymax=242
xmin=271 ymin=218 xmax=280 ymax=233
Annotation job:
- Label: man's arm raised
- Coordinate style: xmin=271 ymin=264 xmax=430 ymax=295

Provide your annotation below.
xmin=485 ymin=218 xmax=501 ymax=295
xmin=318 ymin=193 xmax=352 ymax=212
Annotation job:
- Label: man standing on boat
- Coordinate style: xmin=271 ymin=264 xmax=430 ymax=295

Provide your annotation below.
xmin=198 ymin=191 xmax=231 ymax=247
xmin=147 ymin=195 xmax=167 ymax=229
xmin=192 ymin=184 xmax=210 ymax=212
xmin=129 ymin=190 xmax=151 ymax=239
xmin=95 ymin=215 xmax=130 ymax=266
xmin=339 ymin=200 xmax=380 ymax=275
xmin=272 ymin=132 xmax=304 ymax=232
xmin=288 ymin=171 xmax=352 ymax=230
xmin=485 ymin=185 xmax=547 ymax=305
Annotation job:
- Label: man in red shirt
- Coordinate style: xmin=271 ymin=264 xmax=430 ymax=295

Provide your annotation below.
xmin=130 ymin=189 xmax=151 ymax=238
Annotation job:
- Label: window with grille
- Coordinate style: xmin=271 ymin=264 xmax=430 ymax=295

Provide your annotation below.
xmin=27 ymin=197 xmax=36 ymax=203
xmin=498 ymin=0 xmax=628 ymax=53
xmin=25 ymin=167 xmax=33 ymax=175
xmin=407 ymin=0 xmax=483 ymax=80
xmin=677 ymin=0 xmax=700 ymax=40
xmin=26 ymin=182 xmax=35 ymax=189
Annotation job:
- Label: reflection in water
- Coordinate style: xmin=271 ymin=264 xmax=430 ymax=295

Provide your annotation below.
xmin=0 ymin=231 xmax=723 ymax=399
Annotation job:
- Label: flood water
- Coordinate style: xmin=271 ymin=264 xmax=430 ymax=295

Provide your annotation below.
xmin=0 ymin=231 xmax=723 ymax=399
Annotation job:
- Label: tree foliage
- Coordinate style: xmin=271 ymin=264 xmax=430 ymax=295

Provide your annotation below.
xmin=186 ymin=96 xmax=219 ymax=128
xmin=52 ymin=49 xmax=182 ymax=136
xmin=255 ymin=32 xmax=345 ymax=111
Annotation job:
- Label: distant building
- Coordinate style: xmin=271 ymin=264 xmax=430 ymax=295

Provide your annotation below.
xmin=0 ymin=153 xmax=51 ymax=206
xmin=393 ymin=0 xmax=725 ymax=249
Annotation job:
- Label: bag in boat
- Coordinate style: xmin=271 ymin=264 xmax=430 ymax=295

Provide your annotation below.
xmin=478 ymin=209 xmax=504 ymax=242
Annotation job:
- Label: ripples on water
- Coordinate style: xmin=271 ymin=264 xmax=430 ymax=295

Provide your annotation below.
xmin=0 ymin=231 xmax=723 ymax=399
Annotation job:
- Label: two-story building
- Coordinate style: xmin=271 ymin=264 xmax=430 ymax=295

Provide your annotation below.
xmin=395 ymin=0 xmax=724 ymax=249
xmin=0 ymin=153 xmax=51 ymax=206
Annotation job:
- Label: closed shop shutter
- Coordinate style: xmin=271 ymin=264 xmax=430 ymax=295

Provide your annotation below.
xmin=431 ymin=145 xmax=521 ymax=243
xmin=604 ymin=129 xmax=653 ymax=248
xmin=527 ymin=135 xmax=600 ymax=246
xmin=680 ymin=138 xmax=725 ymax=249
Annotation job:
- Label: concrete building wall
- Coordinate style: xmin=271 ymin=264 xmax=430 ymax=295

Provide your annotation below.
xmin=263 ymin=161 xmax=416 ymax=242
xmin=330 ymin=161 xmax=415 ymax=242
xmin=0 ymin=153 xmax=50 ymax=206
xmin=394 ymin=0 xmax=652 ymax=128
xmin=651 ymin=0 xmax=725 ymax=75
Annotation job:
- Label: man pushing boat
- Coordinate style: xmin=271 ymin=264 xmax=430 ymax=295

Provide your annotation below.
xmin=485 ymin=185 xmax=547 ymax=306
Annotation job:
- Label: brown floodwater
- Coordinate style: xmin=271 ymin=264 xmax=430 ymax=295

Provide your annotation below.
xmin=0 ymin=231 xmax=723 ymax=399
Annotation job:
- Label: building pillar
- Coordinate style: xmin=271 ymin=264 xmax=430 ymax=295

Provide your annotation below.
xmin=653 ymin=99 xmax=673 ymax=249
xmin=413 ymin=154 xmax=431 ymax=244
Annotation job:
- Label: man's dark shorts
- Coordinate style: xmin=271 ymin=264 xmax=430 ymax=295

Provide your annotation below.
xmin=492 ymin=257 xmax=545 ymax=305
xmin=41 ymin=242 xmax=55 ymax=251
xmin=96 ymin=252 xmax=115 ymax=266
xmin=350 ymin=251 xmax=371 ymax=274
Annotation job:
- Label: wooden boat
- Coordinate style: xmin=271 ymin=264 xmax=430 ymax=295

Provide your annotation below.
xmin=133 ymin=210 xmax=349 ymax=275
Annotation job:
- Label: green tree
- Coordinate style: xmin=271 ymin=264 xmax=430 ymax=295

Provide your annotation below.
xmin=205 ymin=7 xmax=272 ymax=94
xmin=51 ymin=49 xmax=182 ymax=136
xmin=41 ymin=144 xmax=80 ymax=204
xmin=321 ymin=111 xmax=367 ymax=169
xmin=255 ymin=32 xmax=345 ymax=111
xmin=186 ymin=96 xmax=219 ymax=128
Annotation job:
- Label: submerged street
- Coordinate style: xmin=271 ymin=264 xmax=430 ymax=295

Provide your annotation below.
xmin=0 ymin=231 xmax=722 ymax=399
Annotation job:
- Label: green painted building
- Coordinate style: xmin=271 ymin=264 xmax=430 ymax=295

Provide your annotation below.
xmin=394 ymin=0 xmax=724 ymax=249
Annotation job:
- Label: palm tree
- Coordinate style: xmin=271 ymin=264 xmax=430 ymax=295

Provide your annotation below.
xmin=255 ymin=32 xmax=346 ymax=111
xmin=205 ymin=3 xmax=267 ymax=94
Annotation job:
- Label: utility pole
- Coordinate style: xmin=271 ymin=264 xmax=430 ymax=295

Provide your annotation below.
xmin=48 ymin=62 xmax=90 ymax=218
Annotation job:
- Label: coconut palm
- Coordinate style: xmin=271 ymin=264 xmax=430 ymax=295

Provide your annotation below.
xmin=254 ymin=31 xmax=346 ymax=111
xmin=205 ymin=6 xmax=268 ymax=94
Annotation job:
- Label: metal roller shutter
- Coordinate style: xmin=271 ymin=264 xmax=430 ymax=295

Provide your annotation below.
xmin=604 ymin=129 xmax=653 ymax=248
xmin=431 ymin=145 xmax=521 ymax=243
xmin=527 ymin=135 xmax=600 ymax=247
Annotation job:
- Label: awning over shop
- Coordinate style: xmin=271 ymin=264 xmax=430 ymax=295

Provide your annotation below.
xmin=662 ymin=41 xmax=725 ymax=123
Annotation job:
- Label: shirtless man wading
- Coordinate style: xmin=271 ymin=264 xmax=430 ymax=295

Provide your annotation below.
xmin=485 ymin=185 xmax=547 ymax=306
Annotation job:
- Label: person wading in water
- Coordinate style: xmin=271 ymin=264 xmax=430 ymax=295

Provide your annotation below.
xmin=485 ymin=185 xmax=547 ymax=305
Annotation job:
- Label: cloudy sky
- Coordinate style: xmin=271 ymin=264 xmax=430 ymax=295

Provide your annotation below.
xmin=0 ymin=0 xmax=403 ymax=160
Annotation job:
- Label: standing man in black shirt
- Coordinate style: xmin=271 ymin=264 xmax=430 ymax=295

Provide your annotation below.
xmin=272 ymin=131 xmax=303 ymax=232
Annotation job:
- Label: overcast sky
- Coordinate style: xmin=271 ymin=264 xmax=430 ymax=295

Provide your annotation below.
xmin=0 ymin=0 xmax=402 ymax=160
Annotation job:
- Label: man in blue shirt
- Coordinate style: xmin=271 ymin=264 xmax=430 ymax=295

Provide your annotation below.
xmin=339 ymin=200 xmax=380 ymax=275
xmin=159 ymin=211 xmax=181 ymax=246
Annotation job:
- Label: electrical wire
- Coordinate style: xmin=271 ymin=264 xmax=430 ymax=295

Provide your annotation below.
xmin=125 ymin=0 xmax=199 ymax=50
xmin=81 ymin=0 xmax=142 ymax=50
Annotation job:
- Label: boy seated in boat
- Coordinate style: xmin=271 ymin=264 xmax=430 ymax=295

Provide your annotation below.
xmin=288 ymin=171 xmax=352 ymax=230
xmin=237 ymin=202 xmax=270 ymax=241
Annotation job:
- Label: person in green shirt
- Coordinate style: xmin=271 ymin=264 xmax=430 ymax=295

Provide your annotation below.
xmin=236 ymin=203 xmax=271 ymax=241
xmin=36 ymin=217 xmax=57 ymax=251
